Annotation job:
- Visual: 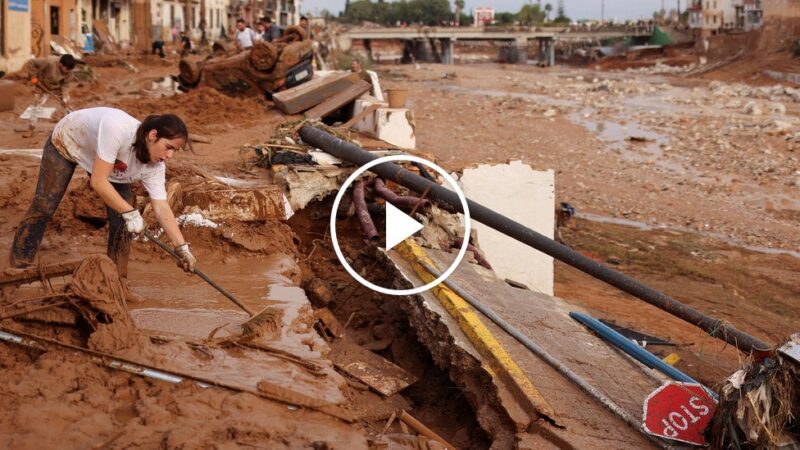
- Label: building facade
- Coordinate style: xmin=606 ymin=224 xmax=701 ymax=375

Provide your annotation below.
xmin=474 ymin=7 xmax=493 ymax=27
xmin=1 ymin=0 xmax=33 ymax=72
xmin=688 ymin=0 xmax=764 ymax=36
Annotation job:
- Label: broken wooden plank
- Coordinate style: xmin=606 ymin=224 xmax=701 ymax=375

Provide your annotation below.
xmin=329 ymin=340 xmax=418 ymax=397
xmin=273 ymin=72 xmax=360 ymax=114
xmin=314 ymin=308 xmax=344 ymax=341
xmin=304 ymin=80 xmax=372 ymax=120
xmin=0 ymin=261 xmax=81 ymax=288
xmin=398 ymin=410 xmax=459 ymax=450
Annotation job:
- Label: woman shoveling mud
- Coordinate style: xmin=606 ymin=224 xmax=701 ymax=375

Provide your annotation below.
xmin=9 ymin=107 xmax=197 ymax=288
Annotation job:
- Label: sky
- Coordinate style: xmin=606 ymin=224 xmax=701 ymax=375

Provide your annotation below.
xmin=301 ymin=0 xmax=672 ymax=22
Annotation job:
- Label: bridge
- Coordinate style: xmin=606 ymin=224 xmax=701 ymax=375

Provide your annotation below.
xmin=337 ymin=26 xmax=654 ymax=65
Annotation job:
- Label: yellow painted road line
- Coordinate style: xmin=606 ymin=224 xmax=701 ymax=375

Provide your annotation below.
xmin=396 ymin=240 xmax=557 ymax=425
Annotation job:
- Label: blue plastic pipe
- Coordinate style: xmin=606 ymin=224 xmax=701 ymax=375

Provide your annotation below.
xmin=570 ymin=311 xmax=701 ymax=384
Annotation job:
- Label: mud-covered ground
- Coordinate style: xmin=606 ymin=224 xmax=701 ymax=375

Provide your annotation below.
xmin=0 ymin=35 xmax=799 ymax=448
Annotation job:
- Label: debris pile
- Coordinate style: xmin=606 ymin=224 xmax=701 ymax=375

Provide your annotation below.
xmin=709 ymin=335 xmax=800 ymax=449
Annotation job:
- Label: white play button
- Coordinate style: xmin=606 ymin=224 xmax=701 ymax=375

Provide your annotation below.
xmin=385 ymin=202 xmax=424 ymax=250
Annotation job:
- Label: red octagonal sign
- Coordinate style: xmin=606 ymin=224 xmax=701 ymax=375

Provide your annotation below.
xmin=642 ymin=381 xmax=718 ymax=445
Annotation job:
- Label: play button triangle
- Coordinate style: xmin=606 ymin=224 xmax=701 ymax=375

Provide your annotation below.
xmin=385 ymin=202 xmax=424 ymax=250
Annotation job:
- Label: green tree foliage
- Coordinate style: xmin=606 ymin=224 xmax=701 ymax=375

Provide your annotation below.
xmin=454 ymin=0 xmax=465 ymax=25
xmin=553 ymin=0 xmax=570 ymax=23
xmin=340 ymin=0 xmax=453 ymax=26
xmin=517 ymin=3 xmax=545 ymax=25
xmin=494 ymin=11 xmax=515 ymax=25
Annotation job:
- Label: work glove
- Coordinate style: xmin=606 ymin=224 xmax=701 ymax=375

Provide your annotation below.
xmin=121 ymin=209 xmax=145 ymax=234
xmin=175 ymin=243 xmax=196 ymax=273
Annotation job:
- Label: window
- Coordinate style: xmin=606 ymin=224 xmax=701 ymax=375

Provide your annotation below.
xmin=51 ymin=5 xmax=60 ymax=35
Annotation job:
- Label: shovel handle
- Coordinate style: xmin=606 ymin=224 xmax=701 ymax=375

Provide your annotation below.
xmin=142 ymin=230 xmax=254 ymax=316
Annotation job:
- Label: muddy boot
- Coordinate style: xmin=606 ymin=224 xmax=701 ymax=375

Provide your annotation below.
xmin=121 ymin=279 xmax=146 ymax=304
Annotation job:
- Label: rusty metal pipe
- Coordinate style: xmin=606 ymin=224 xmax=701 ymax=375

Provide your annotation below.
xmin=373 ymin=178 xmax=431 ymax=212
xmin=453 ymin=238 xmax=493 ymax=270
xmin=352 ymin=179 xmax=379 ymax=241
xmin=299 ymin=125 xmax=769 ymax=353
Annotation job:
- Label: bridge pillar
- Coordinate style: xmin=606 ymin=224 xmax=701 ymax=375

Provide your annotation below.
xmin=513 ymin=36 xmax=528 ymax=64
xmin=440 ymin=38 xmax=454 ymax=64
xmin=498 ymin=37 xmax=528 ymax=64
xmin=535 ymin=37 xmax=555 ymax=66
xmin=413 ymin=39 xmax=434 ymax=62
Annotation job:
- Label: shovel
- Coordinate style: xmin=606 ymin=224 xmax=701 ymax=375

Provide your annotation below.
xmin=142 ymin=230 xmax=274 ymax=333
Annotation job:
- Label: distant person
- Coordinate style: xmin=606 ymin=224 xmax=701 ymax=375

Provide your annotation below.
xmin=26 ymin=54 xmax=76 ymax=107
xmin=350 ymin=59 xmax=371 ymax=83
xmin=152 ymin=40 xmax=166 ymax=58
xmin=261 ymin=16 xmax=282 ymax=42
xmin=234 ymin=18 xmax=257 ymax=49
xmin=179 ymin=31 xmax=192 ymax=56
xmin=254 ymin=21 xmax=266 ymax=42
xmin=171 ymin=24 xmax=179 ymax=43
xmin=299 ymin=15 xmax=312 ymax=39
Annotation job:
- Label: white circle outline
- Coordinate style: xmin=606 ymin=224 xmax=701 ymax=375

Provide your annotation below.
xmin=329 ymin=155 xmax=471 ymax=296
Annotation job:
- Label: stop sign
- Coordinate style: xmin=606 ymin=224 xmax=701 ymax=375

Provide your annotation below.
xmin=642 ymin=381 xmax=718 ymax=445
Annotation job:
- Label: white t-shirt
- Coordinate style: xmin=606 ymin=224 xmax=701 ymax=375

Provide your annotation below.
xmin=51 ymin=107 xmax=168 ymax=200
xmin=236 ymin=27 xmax=256 ymax=48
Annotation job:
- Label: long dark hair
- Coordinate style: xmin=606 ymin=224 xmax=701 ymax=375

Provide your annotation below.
xmin=132 ymin=114 xmax=189 ymax=163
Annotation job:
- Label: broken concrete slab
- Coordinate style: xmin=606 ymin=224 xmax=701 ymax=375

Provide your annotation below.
xmin=272 ymin=165 xmax=359 ymax=211
xmin=459 ymin=161 xmax=555 ymax=295
xmin=182 ymin=187 xmax=293 ymax=221
xmin=329 ymin=340 xmax=418 ymax=397
xmin=352 ymin=98 xmax=417 ymax=149
xmin=387 ymin=247 xmax=663 ymax=449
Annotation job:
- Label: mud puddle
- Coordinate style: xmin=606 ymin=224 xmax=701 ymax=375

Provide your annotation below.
xmin=128 ymin=254 xmax=304 ymax=338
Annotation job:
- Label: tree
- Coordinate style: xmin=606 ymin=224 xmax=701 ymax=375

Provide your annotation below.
xmin=340 ymin=0 xmax=453 ymax=26
xmin=494 ymin=11 xmax=515 ymax=25
xmin=454 ymin=0 xmax=465 ymax=26
xmin=341 ymin=0 xmax=377 ymax=24
xmin=554 ymin=0 xmax=570 ymax=23
xmin=517 ymin=4 xmax=545 ymax=25
xmin=544 ymin=3 xmax=553 ymax=21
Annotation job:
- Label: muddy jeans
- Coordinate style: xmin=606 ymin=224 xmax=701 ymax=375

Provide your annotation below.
xmin=10 ymin=135 xmax=134 ymax=276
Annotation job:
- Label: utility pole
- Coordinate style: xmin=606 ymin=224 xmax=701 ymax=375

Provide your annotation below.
xmin=601 ymin=0 xmax=605 ymax=22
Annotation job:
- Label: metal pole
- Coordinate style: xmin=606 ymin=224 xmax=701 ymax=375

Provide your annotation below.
xmin=298 ymin=125 xmax=769 ymax=353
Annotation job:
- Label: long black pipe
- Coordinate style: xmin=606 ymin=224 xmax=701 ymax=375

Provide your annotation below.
xmin=300 ymin=125 xmax=769 ymax=353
